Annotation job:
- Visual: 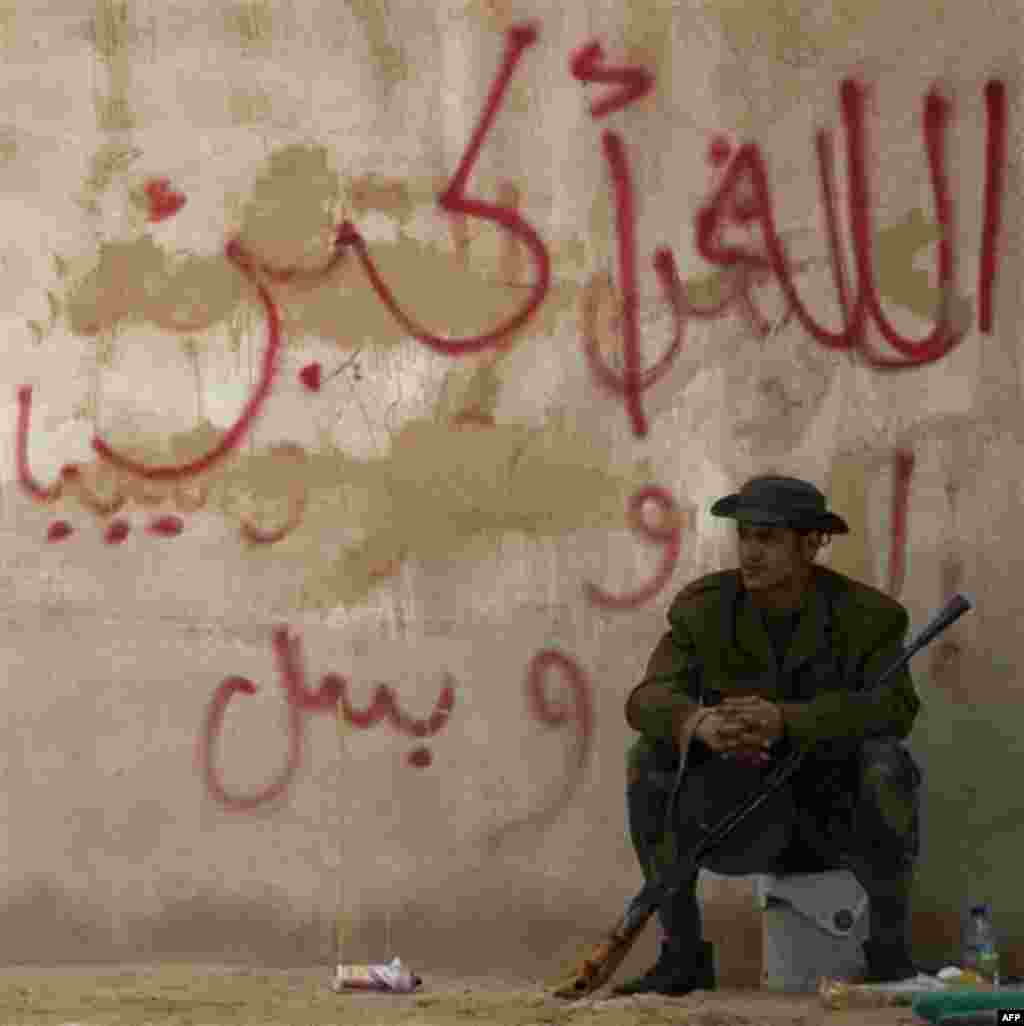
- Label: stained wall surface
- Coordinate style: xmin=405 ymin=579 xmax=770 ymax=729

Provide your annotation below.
xmin=1 ymin=0 xmax=1021 ymax=983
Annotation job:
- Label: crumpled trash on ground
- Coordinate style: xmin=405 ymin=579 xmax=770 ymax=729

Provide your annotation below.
xmin=331 ymin=956 xmax=422 ymax=993
xmin=819 ymin=973 xmax=946 ymax=1010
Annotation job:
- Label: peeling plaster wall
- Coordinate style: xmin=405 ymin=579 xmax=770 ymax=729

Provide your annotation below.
xmin=0 ymin=0 xmax=1022 ymax=984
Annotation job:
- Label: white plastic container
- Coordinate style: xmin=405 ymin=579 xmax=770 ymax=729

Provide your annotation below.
xmin=755 ymin=870 xmax=869 ymax=992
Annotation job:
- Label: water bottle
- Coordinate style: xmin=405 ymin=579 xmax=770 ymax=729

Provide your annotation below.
xmin=962 ymin=903 xmax=1001 ymax=986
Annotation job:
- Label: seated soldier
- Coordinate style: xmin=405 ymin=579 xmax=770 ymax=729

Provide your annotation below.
xmin=615 ymin=475 xmax=923 ymax=996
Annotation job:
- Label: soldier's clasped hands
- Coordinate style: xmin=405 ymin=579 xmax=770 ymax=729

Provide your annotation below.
xmin=691 ymin=695 xmax=784 ymax=755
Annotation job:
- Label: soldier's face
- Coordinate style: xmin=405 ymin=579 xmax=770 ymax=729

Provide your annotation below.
xmin=737 ymin=523 xmax=817 ymax=596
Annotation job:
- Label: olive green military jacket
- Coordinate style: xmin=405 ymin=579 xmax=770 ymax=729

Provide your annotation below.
xmin=625 ymin=564 xmax=920 ymax=749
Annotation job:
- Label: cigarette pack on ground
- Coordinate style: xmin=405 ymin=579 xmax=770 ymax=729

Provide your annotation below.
xmin=331 ymin=957 xmax=422 ymax=994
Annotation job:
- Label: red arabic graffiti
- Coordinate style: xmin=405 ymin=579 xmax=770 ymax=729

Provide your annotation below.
xmin=569 ymin=39 xmax=655 ymax=118
xmin=91 ymin=237 xmax=283 ymax=481
xmin=888 ymin=448 xmax=915 ymax=599
xmin=16 ymin=28 xmax=1005 ymax=538
xmin=708 ymin=135 xmax=732 ymax=169
xmin=16 ymin=393 xmax=113 ymax=507
xmin=198 ymin=628 xmax=592 ymax=825
xmin=570 ymin=39 xmax=683 ymax=440
xmin=579 ymin=133 xmax=686 ymax=439
xmin=481 ymin=647 xmax=593 ymax=851
xmin=336 ymin=24 xmax=551 ymax=357
xmin=17 ymin=236 xmax=287 ymax=505
xmin=46 ymin=520 xmax=72 ymax=542
xmin=196 ymin=631 xmax=306 ymax=813
xmin=695 ymin=76 xmax=1007 ymax=370
xmin=45 ymin=513 xmax=185 ymax=544
xmin=105 ymin=518 xmax=131 ymax=545
xmin=13 ymin=22 xmax=1007 ymax=825
xmin=299 ymin=362 xmax=322 ymax=392
xmin=288 ymin=627 xmax=454 ymax=769
xmin=197 ymin=626 xmax=456 ymax=811
xmin=979 ymin=79 xmax=1007 ymax=335
xmin=149 ymin=514 xmax=185 ymax=537
xmin=18 ymin=24 xmax=555 ymax=548
xmin=583 ymin=486 xmax=683 ymax=610
xmin=238 ymin=442 xmax=308 ymax=546
xmin=233 ymin=229 xmax=350 ymax=289
xmin=143 ymin=177 xmax=186 ymax=223
xmin=19 ymin=380 xmax=305 ymax=547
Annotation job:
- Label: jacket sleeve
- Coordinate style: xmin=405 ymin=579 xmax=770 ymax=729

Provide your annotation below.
xmin=624 ymin=618 xmax=702 ymax=742
xmin=779 ymin=605 xmax=921 ymax=748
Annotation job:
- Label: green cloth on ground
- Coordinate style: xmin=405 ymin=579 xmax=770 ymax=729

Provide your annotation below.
xmin=913 ymin=989 xmax=1024 ymax=1024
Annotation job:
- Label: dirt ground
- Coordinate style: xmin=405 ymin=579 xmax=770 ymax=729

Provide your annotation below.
xmin=0 ymin=964 xmax=925 ymax=1026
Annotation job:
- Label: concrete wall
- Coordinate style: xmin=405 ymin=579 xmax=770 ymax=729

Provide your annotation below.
xmin=1 ymin=0 xmax=1021 ymax=984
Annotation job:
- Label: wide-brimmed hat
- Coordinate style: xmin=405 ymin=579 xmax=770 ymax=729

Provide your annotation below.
xmin=710 ymin=476 xmax=850 ymax=534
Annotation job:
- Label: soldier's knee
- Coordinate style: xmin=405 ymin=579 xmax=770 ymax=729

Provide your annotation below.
xmin=860 ymin=738 xmax=922 ymax=792
xmin=626 ymin=737 xmax=677 ymax=791
xmin=858 ymin=738 xmax=921 ymax=841
xmin=626 ymin=738 xmax=655 ymax=787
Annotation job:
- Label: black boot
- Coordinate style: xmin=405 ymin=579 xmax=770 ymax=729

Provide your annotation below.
xmin=861 ymin=938 xmax=917 ymax=983
xmin=611 ymin=940 xmax=716 ymax=996
xmin=861 ymin=879 xmax=917 ymax=983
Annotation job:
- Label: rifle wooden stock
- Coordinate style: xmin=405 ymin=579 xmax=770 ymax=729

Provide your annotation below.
xmin=551 ymin=912 xmax=652 ymax=998
xmin=551 ymin=593 xmax=972 ymax=1000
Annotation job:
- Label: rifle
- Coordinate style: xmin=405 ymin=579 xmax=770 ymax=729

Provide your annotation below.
xmin=551 ymin=592 xmax=973 ymax=1000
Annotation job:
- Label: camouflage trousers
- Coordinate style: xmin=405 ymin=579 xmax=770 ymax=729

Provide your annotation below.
xmin=625 ymin=734 xmax=922 ymax=947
